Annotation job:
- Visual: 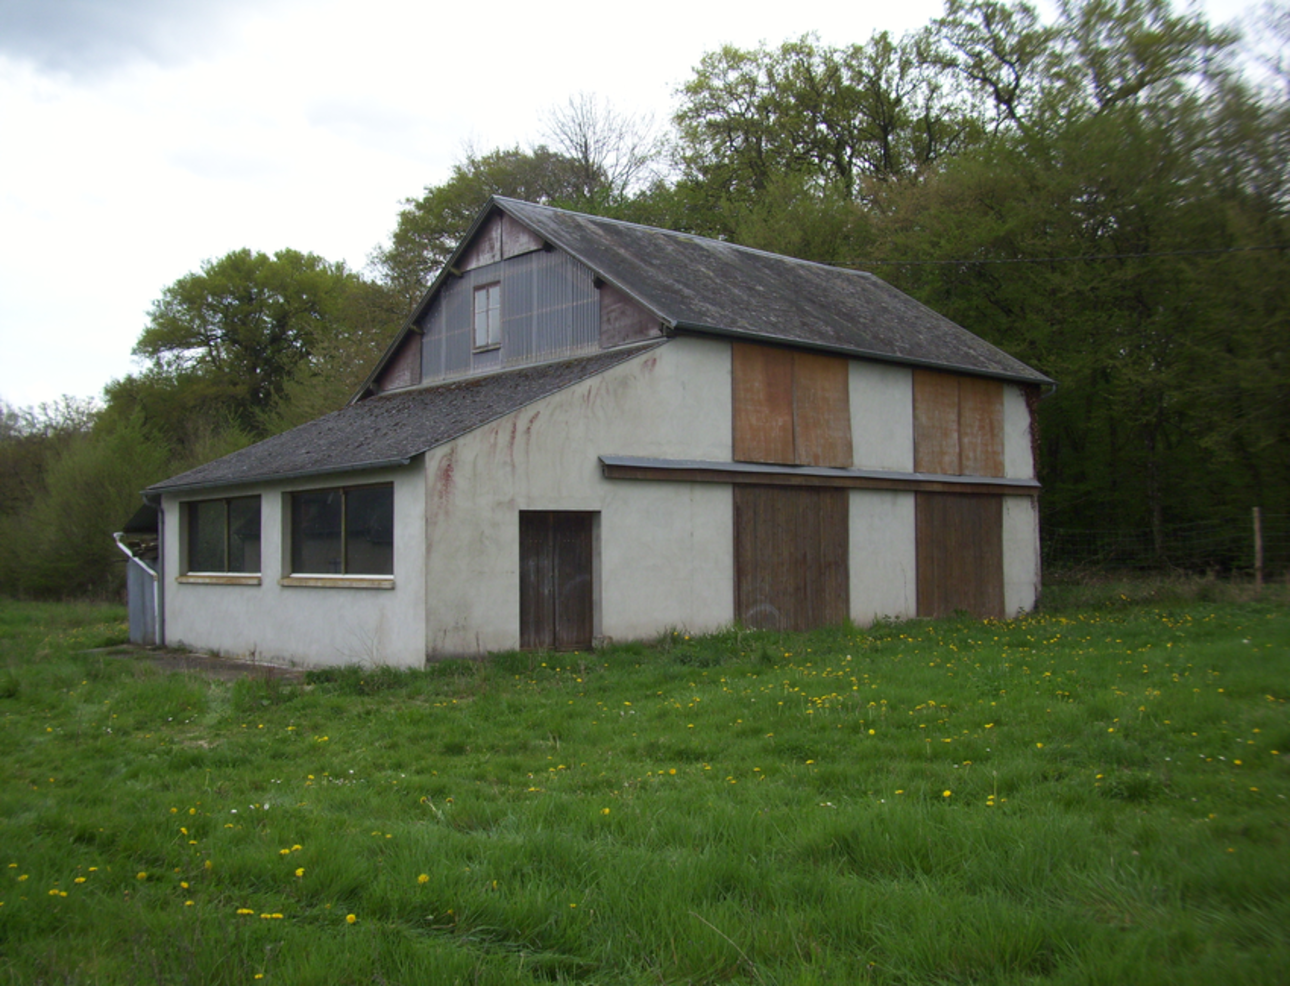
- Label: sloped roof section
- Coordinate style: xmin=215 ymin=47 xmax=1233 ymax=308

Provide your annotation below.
xmin=148 ymin=346 xmax=659 ymax=493
xmin=493 ymin=197 xmax=1050 ymax=385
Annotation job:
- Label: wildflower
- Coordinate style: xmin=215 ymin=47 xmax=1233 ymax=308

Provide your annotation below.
xmin=346 ymin=913 xmax=357 ymax=924
xmin=600 ymin=808 xmax=611 ymax=815
xmin=942 ymin=790 xmax=952 ymax=798
xmin=74 ymin=877 xmax=86 ymax=884
xmin=237 ymin=908 xmax=255 ymax=915
xmin=136 ymin=872 xmax=147 ymax=881
xmin=417 ymin=874 xmax=429 ymax=884
xmin=295 ymin=868 xmax=305 ymax=878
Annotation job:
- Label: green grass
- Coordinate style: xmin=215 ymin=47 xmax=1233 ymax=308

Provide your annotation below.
xmin=1 ymin=597 xmax=1288 ymax=984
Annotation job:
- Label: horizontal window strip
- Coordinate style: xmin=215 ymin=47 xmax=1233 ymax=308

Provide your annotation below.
xmin=598 ymin=456 xmax=1040 ymax=497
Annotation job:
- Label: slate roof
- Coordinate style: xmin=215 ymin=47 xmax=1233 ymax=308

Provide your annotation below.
xmin=484 ymin=198 xmax=1051 ymax=385
xmin=147 ymin=346 xmax=659 ymax=493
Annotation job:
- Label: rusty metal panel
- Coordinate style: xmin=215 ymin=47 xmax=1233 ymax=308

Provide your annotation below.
xmin=520 ymin=511 xmax=594 ymax=651
xmin=792 ymin=351 xmax=852 ymax=467
xmin=916 ymin=493 xmax=1004 ymax=619
xmin=913 ymin=369 xmax=961 ymax=475
xmin=459 ymin=214 xmax=502 ymax=270
xmin=959 ymin=376 xmax=1004 ymax=477
xmin=501 ymin=213 xmax=544 ymax=259
xmin=599 ymin=282 xmax=661 ymax=347
xmin=732 ymin=343 xmax=795 ymax=464
xmin=734 ymin=486 xmax=848 ymax=631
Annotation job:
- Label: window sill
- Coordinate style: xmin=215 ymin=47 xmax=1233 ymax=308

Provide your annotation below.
xmin=177 ymin=574 xmax=262 ymax=586
xmin=472 ymin=343 xmax=501 ymax=353
xmin=279 ymin=575 xmax=395 ymax=590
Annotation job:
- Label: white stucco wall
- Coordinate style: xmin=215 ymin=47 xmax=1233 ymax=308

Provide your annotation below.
xmin=849 ymin=490 xmax=917 ymax=623
xmin=1003 ymin=495 xmax=1042 ymax=616
xmin=850 ymin=361 xmax=914 ymax=471
xmin=161 ymin=466 xmax=426 ymax=668
xmin=422 ymin=338 xmax=735 ymax=655
xmin=1003 ymin=384 xmax=1036 ymax=480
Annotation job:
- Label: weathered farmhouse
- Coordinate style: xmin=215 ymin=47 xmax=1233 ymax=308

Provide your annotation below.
xmin=140 ymin=197 xmax=1051 ymax=666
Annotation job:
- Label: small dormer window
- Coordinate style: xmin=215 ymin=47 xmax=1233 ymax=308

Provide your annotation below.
xmin=473 ymin=282 xmax=501 ymax=350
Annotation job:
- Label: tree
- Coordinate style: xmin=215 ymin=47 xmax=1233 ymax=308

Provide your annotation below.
xmin=541 ymin=93 xmax=668 ymax=205
xmin=127 ymin=248 xmax=369 ymax=437
xmin=371 ymin=146 xmax=600 ymax=311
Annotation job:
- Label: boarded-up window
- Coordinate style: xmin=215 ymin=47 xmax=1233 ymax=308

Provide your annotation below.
xmin=916 ymin=493 xmax=1004 ymax=619
xmin=732 ymin=343 xmax=852 ymax=467
xmin=734 ymin=486 xmax=848 ymax=631
xmin=519 ymin=511 xmax=595 ymax=651
xmin=913 ymin=369 xmax=1003 ymax=476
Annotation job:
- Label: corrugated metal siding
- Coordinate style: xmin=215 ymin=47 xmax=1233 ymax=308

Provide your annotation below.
xmin=419 ymin=251 xmax=600 ymax=385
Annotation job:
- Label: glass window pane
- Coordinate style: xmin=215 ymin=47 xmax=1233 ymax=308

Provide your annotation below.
xmin=188 ymin=500 xmax=226 ymax=572
xmin=292 ymin=490 xmax=343 ymax=574
xmin=345 ymin=486 xmax=394 ymax=575
xmin=227 ymin=496 xmax=261 ymax=573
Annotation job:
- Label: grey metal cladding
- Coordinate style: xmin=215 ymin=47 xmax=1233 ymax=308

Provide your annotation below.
xmin=492 ymin=197 xmax=1051 ymax=385
xmin=147 ymin=346 xmax=662 ymax=493
xmin=418 ymin=248 xmax=601 ymax=385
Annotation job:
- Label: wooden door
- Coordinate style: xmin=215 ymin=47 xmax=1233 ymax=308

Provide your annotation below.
xmin=520 ymin=511 xmax=595 ymax=650
xmin=915 ymin=493 xmax=1004 ymax=619
xmin=734 ymin=486 xmax=849 ymax=631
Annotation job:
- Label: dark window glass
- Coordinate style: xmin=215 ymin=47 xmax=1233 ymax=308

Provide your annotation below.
xmin=292 ymin=489 xmax=343 ymax=574
xmin=227 ymin=496 xmax=261 ymax=573
xmin=188 ymin=500 xmax=226 ymax=572
xmin=186 ymin=496 xmax=261 ymax=573
xmin=291 ymin=485 xmax=392 ymax=575
xmin=345 ymin=486 xmax=394 ymax=575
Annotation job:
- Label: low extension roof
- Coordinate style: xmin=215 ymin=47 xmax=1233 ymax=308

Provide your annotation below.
xmin=468 ymin=198 xmax=1050 ymax=386
xmin=147 ymin=345 xmax=658 ymax=494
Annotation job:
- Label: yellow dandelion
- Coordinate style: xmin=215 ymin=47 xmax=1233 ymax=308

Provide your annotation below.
xmin=346 ymin=913 xmax=357 ymax=924
xmin=74 ymin=877 xmax=86 ymax=884
xmin=601 ymin=808 xmax=611 ymax=815
xmin=942 ymin=790 xmax=952 ymax=798
xmin=136 ymin=872 xmax=147 ymax=881
xmin=295 ymin=868 xmax=305 ymax=878
xmin=237 ymin=908 xmax=255 ymax=915
xmin=417 ymin=874 xmax=429 ymax=884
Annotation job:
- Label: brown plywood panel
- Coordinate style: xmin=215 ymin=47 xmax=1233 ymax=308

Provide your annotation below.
xmin=959 ymin=376 xmax=1004 ymax=477
xmin=913 ymin=369 xmax=961 ymax=475
xmin=459 ymin=215 xmax=503 ymax=271
xmin=552 ymin=513 xmax=594 ymax=651
xmin=375 ymin=333 xmax=422 ymax=392
xmin=916 ymin=493 xmax=1004 ymax=619
xmin=599 ymin=283 xmax=662 ymax=348
xmin=519 ymin=512 xmax=554 ymax=650
xmin=501 ymin=214 xmax=544 ymax=259
xmin=792 ymin=351 xmax=852 ymax=467
xmin=732 ymin=343 xmax=795 ymax=464
xmin=520 ymin=511 xmax=594 ymax=651
xmin=734 ymin=486 xmax=848 ymax=631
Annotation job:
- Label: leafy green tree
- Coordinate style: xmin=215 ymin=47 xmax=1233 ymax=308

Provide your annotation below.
xmin=130 ymin=248 xmax=362 ymax=436
xmin=372 ymin=146 xmax=603 ymax=311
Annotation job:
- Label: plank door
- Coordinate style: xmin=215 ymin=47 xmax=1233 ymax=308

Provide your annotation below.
xmin=915 ymin=493 xmax=1004 ymax=619
xmin=734 ymin=486 xmax=849 ymax=631
xmin=519 ymin=511 xmax=595 ymax=651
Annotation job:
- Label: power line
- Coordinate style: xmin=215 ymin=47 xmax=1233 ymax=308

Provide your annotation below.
xmin=849 ymin=243 xmax=1285 ymax=268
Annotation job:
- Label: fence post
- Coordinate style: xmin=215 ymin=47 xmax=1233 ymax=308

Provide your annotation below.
xmin=1253 ymin=506 xmax=1263 ymax=594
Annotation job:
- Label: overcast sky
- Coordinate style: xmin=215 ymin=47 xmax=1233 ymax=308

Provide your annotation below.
xmin=0 ymin=0 xmax=1265 ymax=410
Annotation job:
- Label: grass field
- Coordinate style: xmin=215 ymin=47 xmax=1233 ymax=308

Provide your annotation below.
xmin=1 ymin=595 xmax=1287 ymax=985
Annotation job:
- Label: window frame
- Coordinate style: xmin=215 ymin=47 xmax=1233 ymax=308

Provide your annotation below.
xmin=281 ymin=483 xmax=394 ymax=588
xmin=472 ymin=281 xmax=502 ymax=351
xmin=179 ymin=495 xmax=262 ymax=585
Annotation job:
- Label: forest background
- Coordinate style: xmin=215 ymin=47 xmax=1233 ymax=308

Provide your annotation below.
xmin=1 ymin=0 xmax=1286 ymax=600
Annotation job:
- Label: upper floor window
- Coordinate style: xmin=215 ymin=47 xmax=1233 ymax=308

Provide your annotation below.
xmin=290 ymin=484 xmax=393 ymax=576
xmin=185 ymin=496 xmax=261 ymax=573
xmin=473 ymin=282 xmax=501 ymax=350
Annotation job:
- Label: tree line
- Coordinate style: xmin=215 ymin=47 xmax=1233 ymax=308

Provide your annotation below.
xmin=2 ymin=0 xmax=1285 ymax=597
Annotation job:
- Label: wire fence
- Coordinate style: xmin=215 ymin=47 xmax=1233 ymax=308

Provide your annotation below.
xmin=1043 ymin=511 xmax=1290 ymax=580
